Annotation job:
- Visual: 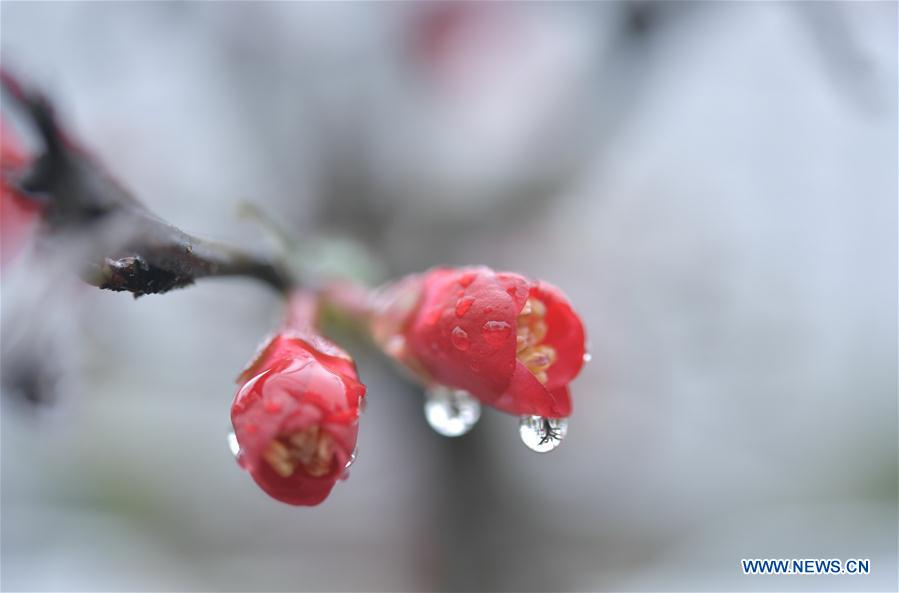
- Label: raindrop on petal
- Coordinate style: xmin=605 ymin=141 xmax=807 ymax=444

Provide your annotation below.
xmin=482 ymin=320 xmax=512 ymax=346
xmin=450 ymin=326 xmax=470 ymax=351
xmin=345 ymin=446 xmax=358 ymax=469
xmin=458 ymin=272 xmax=477 ymax=287
xmin=455 ymin=296 xmax=475 ymax=317
xmin=424 ymin=386 xmax=481 ymax=437
xmin=340 ymin=447 xmax=358 ymax=480
xmin=519 ymin=416 xmax=568 ymax=453
xmin=227 ymin=430 xmax=240 ymax=458
xmin=424 ymin=308 xmax=442 ymax=325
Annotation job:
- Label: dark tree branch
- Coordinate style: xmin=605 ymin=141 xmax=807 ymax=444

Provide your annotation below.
xmin=1 ymin=70 xmax=293 ymax=296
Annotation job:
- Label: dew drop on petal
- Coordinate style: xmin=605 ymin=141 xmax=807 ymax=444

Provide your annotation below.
xmin=340 ymin=447 xmax=358 ymax=480
xmin=424 ymin=308 xmax=442 ymax=325
xmin=264 ymin=399 xmax=282 ymax=413
xmin=451 ymin=326 xmax=470 ymax=351
xmin=482 ymin=320 xmax=512 ymax=346
xmin=518 ymin=416 xmax=568 ymax=453
xmin=424 ymin=386 xmax=481 ymax=437
xmin=227 ymin=430 xmax=241 ymax=458
xmin=455 ymin=296 xmax=475 ymax=317
xmin=459 ymin=272 xmax=476 ymax=287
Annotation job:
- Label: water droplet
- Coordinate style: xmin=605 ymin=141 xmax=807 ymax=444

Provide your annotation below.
xmin=227 ymin=430 xmax=240 ymax=457
xmin=483 ymin=306 xmax=493 ymax=314
xmin=583 ymin=352 xmax=592 ymax=363
xmin=482 ymin=320 xmax=512 ymax=346
xmin=518 ymin=416 xmax=568 ymax=453
xmin=458 ymin=272 xmax=476 ymax=287
xmin=455 ymin=296 xmax=475 ymax=317
xmin=264 ymin=398 xmax=282 ymax=413
xmin=340 ymin=447 xmax=358 ymax=480
xmin=424 ymin=386 xmax=481 ymax=437
xmin=450 ymin=326 xmax=470 ymax=351
xmin=424 ymin=308 xmax=442 ymax=325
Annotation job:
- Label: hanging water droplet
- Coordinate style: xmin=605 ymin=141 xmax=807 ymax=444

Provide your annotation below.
xmin=424 ymin=386 xmax=481 ymax=437
xmin=583 ymin=352 xmax=592 ymax=363
xmin=450 ymin=326 xmax=470 ymax=351
xmin=518 ymin=416 xmax=568 ymax=453
xmin=227 ymin=430 xmax=240 ymax=457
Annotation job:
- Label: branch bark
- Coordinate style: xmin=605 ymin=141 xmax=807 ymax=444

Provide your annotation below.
xmin=1 ymin=70 xmax=292 ymax=296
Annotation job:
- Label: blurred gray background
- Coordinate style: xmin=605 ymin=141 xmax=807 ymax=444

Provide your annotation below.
xmin=1 ymin=2 xmax=896 ymax=592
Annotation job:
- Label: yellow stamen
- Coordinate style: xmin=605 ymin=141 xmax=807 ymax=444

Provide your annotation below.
xmin=264 ymin=426 xmax=335 ymax=478
xmin=520 ymin=344 xmax=556 ymax=372
xmin=516 ymin=298 xmax=556 ymax=384
xmin=263 ymin=440 xmax=295 ymax=477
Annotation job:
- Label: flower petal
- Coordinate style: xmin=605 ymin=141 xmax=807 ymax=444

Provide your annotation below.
xmin=531 ymin=282 xmax=586 ymax=389
xmin=490 ymin=361 xmax=571 ymax=417
xmin=231 ymin=332 xmax=363 ymax=506
xmin=407 ymin=267 xmax=521 ymax=396
xmin=248 ymin=458 xmax=341 ymax=506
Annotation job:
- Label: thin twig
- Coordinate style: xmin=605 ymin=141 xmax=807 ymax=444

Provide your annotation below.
xmin=1 ymin=70 xmax=293 ymax=297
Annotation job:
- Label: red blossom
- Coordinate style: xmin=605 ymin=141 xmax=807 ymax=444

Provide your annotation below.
xmin=231 ymin=294 xmax=366 ymax=506
xmin=377 ymin=266 xmax=586 ymax=418
xmin=1 ymin=117 xmax=42 ymax=264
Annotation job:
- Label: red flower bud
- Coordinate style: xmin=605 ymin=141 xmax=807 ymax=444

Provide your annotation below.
xmin=230 ymin=294 xmax=366 ymax=506
xmin=1 ymin=117 xmax=41 ymax=265
xmin=375 ymin=266 xmax=586 ymax=418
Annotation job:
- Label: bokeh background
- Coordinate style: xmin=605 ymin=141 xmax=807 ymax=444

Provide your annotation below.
xmin=1 ymin=2 xmax=896 ymax=592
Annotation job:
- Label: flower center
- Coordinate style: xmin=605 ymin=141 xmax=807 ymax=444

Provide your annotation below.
xmin=263 ymin=425 xmax=335 ymax=478
xmin=516 ymin=298 xmax=556 ymax=384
